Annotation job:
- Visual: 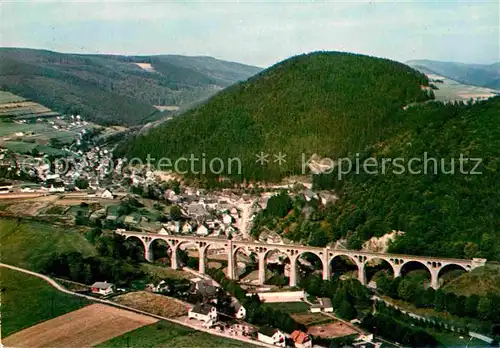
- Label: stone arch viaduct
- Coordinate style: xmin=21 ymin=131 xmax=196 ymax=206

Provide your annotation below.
xmin=116 ymin=231 xmax=487 ymax=290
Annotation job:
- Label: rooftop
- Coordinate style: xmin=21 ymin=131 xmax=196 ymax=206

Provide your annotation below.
xmin=191 ymin=302 xmax=215 ymax=315
xmin=319 ymin=297 xmax=333 ymax=308
xmin=259 ymin=326 xmax=278 ymax=337
xmin=91 ymin=281 xmax=113 ymax=289
xmin=290 ymin=330 xmax=310 ymax=344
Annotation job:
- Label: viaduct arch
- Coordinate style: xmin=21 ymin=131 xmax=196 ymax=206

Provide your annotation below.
xmin=117 ymin=231 xmax=486 ymax=290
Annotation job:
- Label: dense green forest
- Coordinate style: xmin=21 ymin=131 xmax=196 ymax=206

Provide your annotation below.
xmin=118 ymin=51 xmax=432 ymax=181
xmin=0 ymin=48 xmax=261 ymax=125
xmin=312 ymin=97 xmax=500 ymax=260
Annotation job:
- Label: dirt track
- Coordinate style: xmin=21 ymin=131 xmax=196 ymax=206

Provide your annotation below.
xmin=2 ymin=303 xmax=158 ymax=348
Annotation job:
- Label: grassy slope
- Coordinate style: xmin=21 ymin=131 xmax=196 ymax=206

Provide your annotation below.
xmin=0 ymin=218 xmax=96 ymax=269
xmin=121 ymin=51 xmax=430 ymax=182
xmin=442 ymin=265 xmax=500 ymax=297
xmin=0 ymin=267 xmax=89 ymax=337
xmin=97 ymin=320 xmax=258 ymax=348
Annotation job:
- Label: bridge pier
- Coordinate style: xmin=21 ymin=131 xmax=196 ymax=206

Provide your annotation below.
xmin=258 ymin=253 xmax=266 ymax=285
xmin=357 ymin=262 xmax=367 ymax=286
xmin=322 ymin=249 xmax=331 ymax=280
xmin=430 ymin=270 xmax=439 ymax=290
xmin=289 ymin=256 xmax=298 ymax=287
xmin=144 ymin=242 xmax=154 ymax=262
xmin=227 ymin=241 xmax=235 ymax=280
xmin=393 ymin=264 xmax=402 ymax=278
xmin=171 ymin=243 xmax=179 ymax=270
xmin=199 ymin=246 xmax=207 ymax=274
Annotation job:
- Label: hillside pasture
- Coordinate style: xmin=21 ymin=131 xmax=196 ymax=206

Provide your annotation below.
xmin=0 ymin=141 xmax=37 ymax=153
xmin=0 ymin=267 xmax=90 ymax=337
xmin=0 ymin=90 xmax=26 ymax=103
xmin=0 ymin=218 xmax=96 ymax=269
xmin=0 ymin=104 xmax=53 ymax=117
xmin=0 ymin=122 xmax=50 ymax=136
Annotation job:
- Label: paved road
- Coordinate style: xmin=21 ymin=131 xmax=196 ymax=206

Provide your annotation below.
xmin=0 ymin=263 xmax=274 ymax=348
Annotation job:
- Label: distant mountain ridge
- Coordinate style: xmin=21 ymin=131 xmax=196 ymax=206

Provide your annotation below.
xmin=0 ymin=48 xmax=262 ymax=126
xmin=119 ymin=51 xmax=432 ymax=183
xmin=407 ymin=59 xmax=500 ymax=90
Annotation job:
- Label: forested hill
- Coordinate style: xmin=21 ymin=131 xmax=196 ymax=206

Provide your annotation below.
xmin=313 ymin=97 xmax=500 ymax=261
xmin=0 ymin=48 xmax=261 ymax=126
xmin=407 ymin=59 xmax=500 ymax=90
xmin=119 ymin=51 xmax=432 ymax=182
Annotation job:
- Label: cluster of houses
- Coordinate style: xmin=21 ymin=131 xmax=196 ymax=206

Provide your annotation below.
xmin=184 ymin=282 xmax=314 ymax=347
xmin=146 ymin=276 xmax=312 ymax=347
xmin=160 ymin=188 xmax=262 ymax=238
xmin=87 ymin=275 xmax=378 ymax=348
xmin=0 ymin=144 xmax=117 ymax=194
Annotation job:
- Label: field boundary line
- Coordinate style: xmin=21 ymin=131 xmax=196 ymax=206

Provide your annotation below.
xmin=0 ymin=263 xmax=274 ymax=348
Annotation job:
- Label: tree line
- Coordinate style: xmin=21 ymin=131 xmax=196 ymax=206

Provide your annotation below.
xmin=312 ymin=98 xmax=500 ymax=261
xmin=36 ymin=232 xmax=145 ymax=286
xmin=376 ymin=272 xmax=500 ymax=334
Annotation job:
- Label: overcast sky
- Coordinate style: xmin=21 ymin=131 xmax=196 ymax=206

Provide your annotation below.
xmin=2 ymin=0 xmax=498 ymax=68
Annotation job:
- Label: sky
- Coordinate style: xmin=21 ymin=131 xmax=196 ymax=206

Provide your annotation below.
xmin=1 ymin=0 xmax=498 ymax=68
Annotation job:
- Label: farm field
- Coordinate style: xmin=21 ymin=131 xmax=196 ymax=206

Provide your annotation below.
xmin=0 ymin=91 xmax=26 ymax=103
xmin=0 ymin=218 xmax=96 ymax=269
xmin=0 ymin=140 xmax=37 ymax=153
xmin=0 ymin=91 xmax=58 ymax=118
xmin=112 ymin=291 xmax=190 ymax=318
xmin=0 ymin=267 xmax=89 ymax=337
xmin=0 ymin=90 xmax=106 ymax=154
xmin=0 ymin=122 xmax=50 ymax=136
xmin=0 ymin=139 xmax=68 ymax=156
xmin=431 ymin=77 xmax=499 ymax=102
xmin=306 ymin=320 xmax=357 ymax=339
xmin=290 ymin=312 xmax=333 ymax=326
xmin=98 ymin=320 xmax=259 ymax=348
xmin=0 ymin=196 xmax=59 ymax=215
xmin=2 ymin=303 xmax=158 ymax=348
